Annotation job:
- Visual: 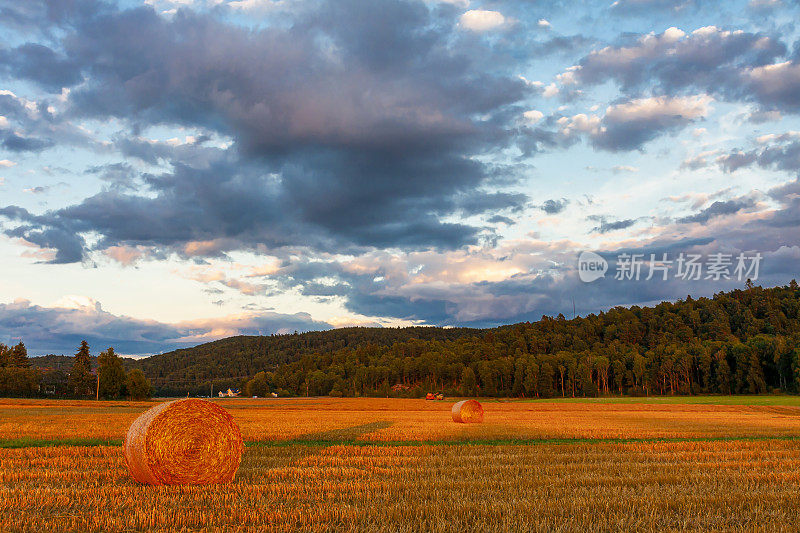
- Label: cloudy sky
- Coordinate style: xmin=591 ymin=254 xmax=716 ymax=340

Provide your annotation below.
xmin=1 ymin=0 xmax=799 ymax=355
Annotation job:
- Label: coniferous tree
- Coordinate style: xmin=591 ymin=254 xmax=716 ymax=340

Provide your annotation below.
xmin=68 ymin=340 xmax=95 ymax=397
xmin=10 ymin=342 xmax=30 ymax=368
xmin=0 ymin=341 xmax=40 ymax=396
xmin=0 ymin=344 xmax=9 ymax=367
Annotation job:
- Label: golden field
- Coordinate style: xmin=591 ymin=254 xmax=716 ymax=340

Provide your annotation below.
xmin=4 ymin=397 xmax=800 ymax=442
xmin=4 ymin=441 xmax=800 ymax=532
xmin=3 ymin=397 xmax=800 ymax=532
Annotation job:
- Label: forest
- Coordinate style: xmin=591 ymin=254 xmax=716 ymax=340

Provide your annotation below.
xmin=2 ymin=341 xmax=151 ymax=399
xmin=254 ymin=282 xmax=800 ymax=399
xmin=15 ymin=281 xmax=800 ymax=399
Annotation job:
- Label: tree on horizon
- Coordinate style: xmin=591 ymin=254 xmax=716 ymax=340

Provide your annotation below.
xmin=9 ymin=343 xmax=30 ymax=368
xmin=68 ymin=340 xmax=95 ymax=397
xmin=126 ymin=369 xmax=152 ymax=400
xmin=98 ymin=347 xmax=127 ymax=399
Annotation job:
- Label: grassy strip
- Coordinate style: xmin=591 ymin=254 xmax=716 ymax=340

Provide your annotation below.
xmin=5 ymin=435 xmax=800 ymax=449
xmin=504 ymin=395 xmax=800 ymax=405
xmin=246 ymin=435 xmax=800 ymax=448
xmin=0 ymin=437 xmax=121 ymax=449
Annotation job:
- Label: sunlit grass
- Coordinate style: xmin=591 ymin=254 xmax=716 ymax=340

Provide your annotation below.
xmin=3 ymin=441 xmax=800 ymax=532
xmin=4 ymin=397 xmax=800 ymax=531
xmin=4 ymin=397 xmax=800 ymax=443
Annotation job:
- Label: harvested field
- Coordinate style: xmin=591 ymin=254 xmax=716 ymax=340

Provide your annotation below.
xmin=3 ymin=397 xmax=800 ymax=444
xmin=3 ymin=397 xmax=800 ymax=532
xmin=3 ymin=440 xmax=800 ymax=532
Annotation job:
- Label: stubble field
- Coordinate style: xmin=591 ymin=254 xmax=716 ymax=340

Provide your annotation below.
xmin=2 ymin=397 xmax=800 ymax=532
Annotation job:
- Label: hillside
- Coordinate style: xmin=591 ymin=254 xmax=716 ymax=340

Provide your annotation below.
xmin=28 ymin=282 xmax=800 ymax=399
xmin=262 ymin=282 xmax=800 ymax=399
xmin=29 ymin=354 xmax=101 ymax=372
xmin=125 ymin=326 xmax=482 ymax=395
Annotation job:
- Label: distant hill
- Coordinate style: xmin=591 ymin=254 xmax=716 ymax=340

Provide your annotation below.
xmin=29 ymin=354 xmax=100 ymax=372
xmin=125 ymin=326 xmax=482 ymax=395
xmin=28 ymin=283 xmax=800 ymax=399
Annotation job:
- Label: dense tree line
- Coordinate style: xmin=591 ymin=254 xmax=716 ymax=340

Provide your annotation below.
xmin=126 ymin=326 xmax=480 ymax=396
xmin=3 ymin=340 xmax=152 ymax=399
xmin=0 ymin=342 xmax=41 ymax=396
xmin=18 ymin=282 xmax=800 ymax=399
xmin=248 ymin=282 xmax=800 ymax=398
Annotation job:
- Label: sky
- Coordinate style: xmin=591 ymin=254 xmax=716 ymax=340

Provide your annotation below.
xmin=1 ymin=0 xmax=799 ymax=356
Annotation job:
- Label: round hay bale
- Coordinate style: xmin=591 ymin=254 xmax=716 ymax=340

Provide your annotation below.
xmin=451 ymin=399 xmax=484 ymax=423
xmin=124 ymin=398 xmax=243 ymax=485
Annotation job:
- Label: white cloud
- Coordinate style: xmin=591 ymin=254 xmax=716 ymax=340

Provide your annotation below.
xmin=604 ymin=94 xmax=712 ymax=123
xmin=537 ymin=19 xmax=550 ymax=28
xmin=543 ymin=83 xmax=559 ymax=98
xmin=459 ymin=9 xmax=505 ymax=31
xmin=556 ymin=66 xmax=581 ymax=86
xmin=0 ymin=160 xmax=15 ymax=168
xmin=558 ymin=113 xmax=601 ymax=136
xmin=104 ymin=245 xmax=150 ymax=266
xmin=755 ymin=131 xmax=800 ymax=144
xmin=680 ymin=149 xmax=723 ymax=170
xmin=523 ymin=110 xmax=544 ymax=124
xmin=0 ymin=116 xmax=8 ymax=129
xmin=611 ymin=165 xmax=639 ymax=173
xmin=53 ymin=295 xmax=103 ymax=311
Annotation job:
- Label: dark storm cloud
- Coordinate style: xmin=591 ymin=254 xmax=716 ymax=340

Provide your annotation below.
xmin=1 ymin=154 xmax=483 ymax=259
xmin=609 ymin=0 xmax=701 ymax=15
xmin=753 ymin=138 xmax=800 ymax=172
xmin=715 ymin=136 xmax=800 ymax=174
xmin=2 ymin=133 xmax=53 ymax=152
xmin=540 ymin=198 xmax=569 ymax=214
xmin=677 ymin=198 xmax=755 ymax=224
xmin=568 ymin=26 xmax=800 ymax=114
xmin=57 ymin=3 xmax=525 ymax=151
xmin=0 ymin=206 xmax=86 ymax=263
xmin=0 ymin=299 xmax=330 ymax=356
xmin=717 ymin=150 xmax=759 ymax=173
xmin=456 ymin=191 xmax=529 ymax=216
xmin=517 ymin=126 xmax=573 ymax=156
xmin=551 ymin=95 xmax=711 ymax=152
xmin=572 ymin=27 xmax=785 ymax=91
xmin=592 ymin=112 xmax=694 ymax=152
xmin=487 ymin=215 xmax=515 ymax=225
xmin=113 ymin=135 xmax=225 ymax=168
xmin=588 ymin=215 xmax=637 ymax=233
xmin=529 ymin=35 xmax=594 ymax=56
xmin=229 ymin=171 xmax=800 ymax=328
xmin=84 ymin=162 xmax=138 ymax=190
xmin=769 ymin=177 xmax=800 ymax=201
xmin=0 ymin=0 xmax=532 ymax=261
xmin=0 ymin=43 xmax=83 ymax=92
xmin=0 ymin=0 xmax=108 ymax=30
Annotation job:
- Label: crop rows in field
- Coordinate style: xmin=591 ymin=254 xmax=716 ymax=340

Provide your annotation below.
xmin=4 ymin=398 xmax=800 ymax=443
xmin=3 ymin=440 xmax=800 ymax=532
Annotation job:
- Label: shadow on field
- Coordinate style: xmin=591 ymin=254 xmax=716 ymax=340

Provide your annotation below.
xmin=241 ymin=421 xmax=397 ymax=477
xmin=289 ymin=420 xmax=395 ymax=443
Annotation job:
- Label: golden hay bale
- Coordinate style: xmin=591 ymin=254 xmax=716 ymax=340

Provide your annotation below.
xmin=451 ymin=399 xmax=484 ymax=423
xmin=124 ymin=398 xmax=243 ymax=485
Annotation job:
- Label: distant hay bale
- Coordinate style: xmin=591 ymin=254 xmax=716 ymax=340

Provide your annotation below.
xmin=124 ymin=399 xmax=243 ymax=485
xmin=451 ymin=399 xmax=484 ymax=423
